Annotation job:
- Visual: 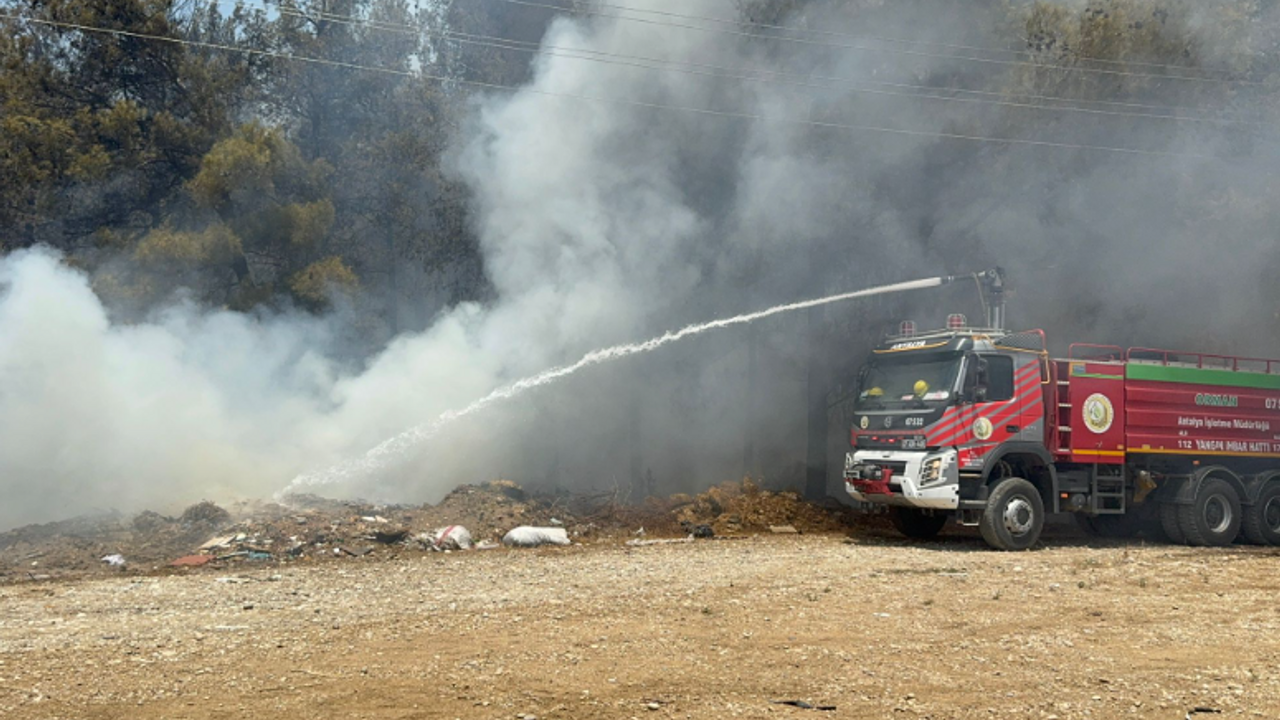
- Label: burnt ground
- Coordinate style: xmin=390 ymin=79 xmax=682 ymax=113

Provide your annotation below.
xmin=2 ymin=484 xmax=1279 ymax=719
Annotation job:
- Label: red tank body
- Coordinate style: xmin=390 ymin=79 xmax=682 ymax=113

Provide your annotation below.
xmin=1123 ymin=356 xmax=1280 ymax=461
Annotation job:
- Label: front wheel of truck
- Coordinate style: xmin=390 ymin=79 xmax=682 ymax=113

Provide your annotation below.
xmin=979 ymin=477 xmax=1044 ymax=551
xmin=889 ymin=507 xmax=948 ymax=539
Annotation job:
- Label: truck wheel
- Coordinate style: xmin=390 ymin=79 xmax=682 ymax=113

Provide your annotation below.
xmin=1159 ymin=502 xmax=1186 ymax=544
xmin=889 ymin=507 xmax=948 ymax=539
xmin=979 ymin=478 xmax=1043 ymax=551
xmin=1176 ymin=478 xmax=1241 ymax=547
xmin=1242 ymin=482 xmax=1280 ymax=546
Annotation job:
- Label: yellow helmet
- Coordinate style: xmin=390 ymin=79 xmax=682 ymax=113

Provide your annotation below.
xmin=913 ymin=379 xmax=929 ymax=397
xmin=867 ymin=386 xmax=884 ymax=397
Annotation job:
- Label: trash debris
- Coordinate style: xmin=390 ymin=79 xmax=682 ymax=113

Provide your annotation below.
xmin=502 ymin=526 xmax=571 ymax=547
xmin=769 ymin=525 xmax=799 ymax=534
xmin=371 ymin=527 xmax=409 ymax=544
xmin=474 ymin=540 xmax=501 ymax=550
xmin=0 ymin=475 xmax=863 ymax=581
xmin=170 ymin=554 xmax=214 ymax=567
xmin=199 ymin=534 xmax=238 ymax=551
xmin=771 ymin=700 xmax=836 ymax=711
xmin=1186 ymin=709 xmax=1222 ymax=718
xmin=100 ymin=554 xmax=126 ymax=567
xmin=215 ymin=550 xmax=264 ymax=562
xmin=680 ymin=521 xmax=714 ymax=538
xmin=422 ymin=525 xmax=473 ymax=551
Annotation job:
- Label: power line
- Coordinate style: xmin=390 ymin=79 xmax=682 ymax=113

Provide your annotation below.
xmin=266 ymin=2 xmax=1268 ymax=129
xmin=0 ymin=12 xmax=1223 ymax=160
xmin=495 ymin=0 xmax=1271 ymax=88
xmin=563 ymin=0 xmax=1246 ymax=78
xmin=354 ymin=6 xmax=1266 ymax=120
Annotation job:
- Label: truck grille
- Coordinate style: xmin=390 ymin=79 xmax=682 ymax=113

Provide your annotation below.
xmin=879 ymin=461 xmax=908 ymax=476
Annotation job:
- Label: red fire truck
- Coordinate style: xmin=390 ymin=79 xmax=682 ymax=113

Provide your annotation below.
xmin=843 ymin=269 xmax=1280 ymax=550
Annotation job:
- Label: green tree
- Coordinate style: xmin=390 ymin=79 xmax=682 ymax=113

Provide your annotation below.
xmin=0 ymin=0 xmax=235 ymax=251
xmin=180 ymin=122 xmax=341 ymax=309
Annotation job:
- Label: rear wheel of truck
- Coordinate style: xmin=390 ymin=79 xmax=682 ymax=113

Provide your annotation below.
xmin=889 ymin=507 xmax=948 ymax=539
xmin=1242 ymin=482 xmax=1280 ymax=546
xmin=1177 ymin=478 xmax=1241 ymax=547
xmin=1159 ymin=502 xmax=1186 ymax=544
xmin=979 ymin=478 xmax=1043 ymax=551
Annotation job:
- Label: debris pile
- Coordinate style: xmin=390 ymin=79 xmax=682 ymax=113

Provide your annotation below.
xmin=0 ymin=478 xmax=859 ymax=582
xmin=674 ymin=479 xmax=853 ymax=535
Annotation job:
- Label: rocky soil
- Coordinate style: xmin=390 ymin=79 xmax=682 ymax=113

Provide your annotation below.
xmin=3 ymin=522 xmax=1279 ymax=719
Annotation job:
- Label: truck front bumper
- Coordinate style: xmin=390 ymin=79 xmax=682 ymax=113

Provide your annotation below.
xmin=844 ymin=449 xmax=960 ymax=510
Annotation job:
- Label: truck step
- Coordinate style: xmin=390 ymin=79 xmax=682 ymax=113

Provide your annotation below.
xmin=1090 ymin=475 xmax=1126 ymax=514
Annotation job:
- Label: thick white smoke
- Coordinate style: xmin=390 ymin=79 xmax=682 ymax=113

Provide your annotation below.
xmin=0 ymin=248 xmax=509 ymax=528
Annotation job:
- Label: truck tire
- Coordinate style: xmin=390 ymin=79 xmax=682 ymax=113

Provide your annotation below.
xmin=1242 ymin=482 xmax=1280 ymax=546
xmin=1176 ymin=478 xmax=1241 ymax=547
xmin=889 ymin=507 xmax=947 ymax=539
xmin=979 ymin=478 xmax=1043 ymax=551
xmin=1160 ymin=502 xmax=1186 ymax=544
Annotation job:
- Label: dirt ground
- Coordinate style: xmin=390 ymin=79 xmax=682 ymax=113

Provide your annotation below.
xmin=3 ymin=523 xmax=1280 ymax=720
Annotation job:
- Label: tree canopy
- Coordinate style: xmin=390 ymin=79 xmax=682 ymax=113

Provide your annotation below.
xmin=2 ymin=0 xmax=1278 ymax=348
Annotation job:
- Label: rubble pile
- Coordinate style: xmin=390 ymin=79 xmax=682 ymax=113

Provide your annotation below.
xmin=674 ymin=479 xmax=854 ymax=535
xmin=0 ymin=478 xmax=860 ymax=582
xmin=0 ymin=511 xmax=131 ymax=576
xmin=418 ymin=480 xmax=561 ymax=537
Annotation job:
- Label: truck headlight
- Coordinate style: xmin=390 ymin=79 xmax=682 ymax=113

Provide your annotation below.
xmin=920 ymin=457 xmax=943 ymax=485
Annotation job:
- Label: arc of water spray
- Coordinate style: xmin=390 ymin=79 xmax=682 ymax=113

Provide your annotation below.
xmin=284 ymin=273 xmax=959 ymax=493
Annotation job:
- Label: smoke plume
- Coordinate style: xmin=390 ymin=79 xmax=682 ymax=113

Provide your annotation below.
xmin=2 ymin=0 xmax=1278 ymax=529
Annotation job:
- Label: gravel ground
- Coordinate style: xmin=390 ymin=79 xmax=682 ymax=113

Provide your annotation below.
xmin=2 ymin=531 xmax=1280 ymax=719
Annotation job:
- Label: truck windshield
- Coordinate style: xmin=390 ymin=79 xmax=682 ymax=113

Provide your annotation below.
xmin=855 ymin=353 xmax=963 ymax=410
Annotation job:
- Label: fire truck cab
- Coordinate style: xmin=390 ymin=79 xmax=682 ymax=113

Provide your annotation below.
xmin=844 ymin=324 xmax=1054 ymax=550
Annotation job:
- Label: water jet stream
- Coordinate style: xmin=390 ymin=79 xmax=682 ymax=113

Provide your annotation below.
xmin=284 ymin=274 xmax=953 ymax=493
